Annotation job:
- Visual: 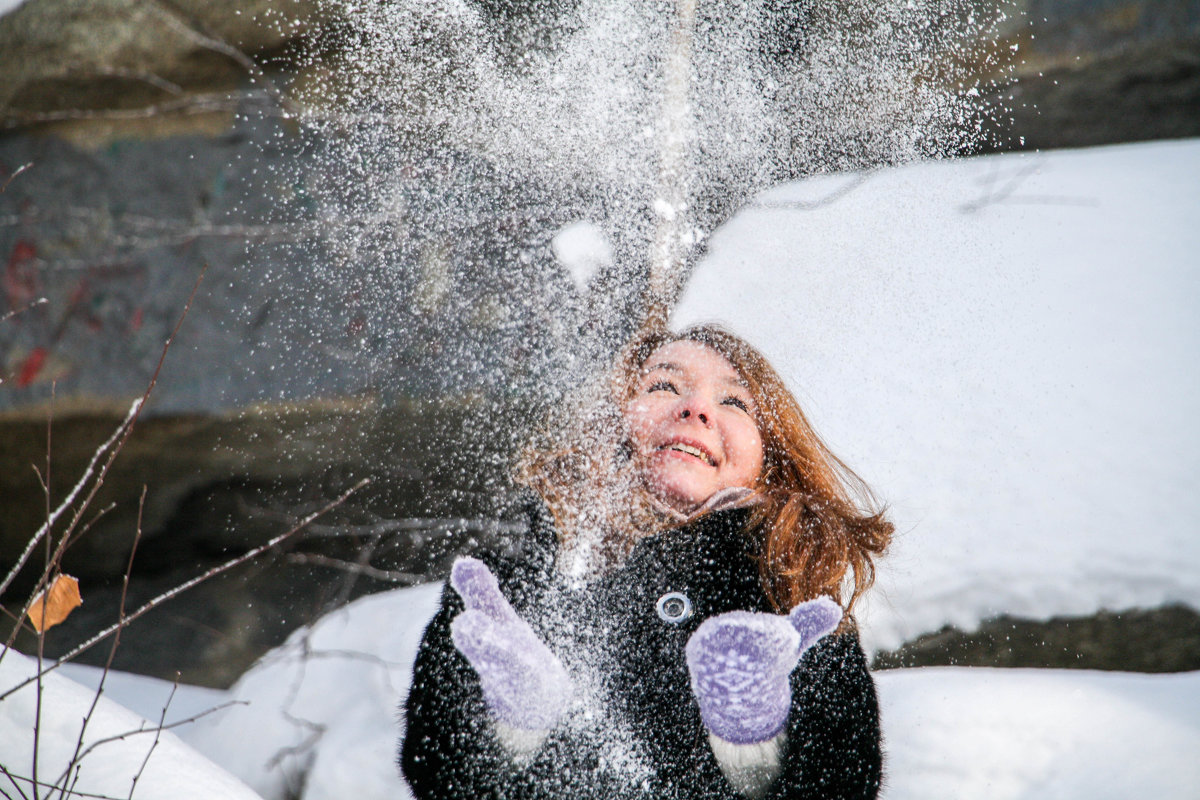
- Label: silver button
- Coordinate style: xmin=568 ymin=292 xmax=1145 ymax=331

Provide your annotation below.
xmin=655 ymin=591 xmax=693 ymax=623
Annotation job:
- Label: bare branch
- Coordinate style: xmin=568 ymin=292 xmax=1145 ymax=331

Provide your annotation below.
xmin=285 ymin=552 xmax=423 ymax=584
xmin=0 ymin=478 xmax=370 ymax=702
xmin=0 ymin=764 xmax=33 ymax=800
xmin=0 ymin=297 xmax=47 ymax=325
xmin=4 ymin=267 xmax=205 ymax=661
xmin=147 ymin=0 xmax=299 ymax=118
xmin=0 ymin=399 xmax=139 ymax=605
xmin=0 ymin=91 xmax=276 ymax=129
xmin=52 ymin=488 xmax=148 ymax=798
xmin=295 ymin=516 xmax=525 ymax=540
xmin=127 ymin=678 xmax=175 ymax=798
xmin=62 ymin=695 xmax=248 ymax=775
xmin=0 ymin=161 xmax=32 ymax=194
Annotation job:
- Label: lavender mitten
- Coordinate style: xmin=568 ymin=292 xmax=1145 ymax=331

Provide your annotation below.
xmin=685 ymin=597 xmax=843 ymax=744
xmin=448 ymin=557 xmax=573 ymax=732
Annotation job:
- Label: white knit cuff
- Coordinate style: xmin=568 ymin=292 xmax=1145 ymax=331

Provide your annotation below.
xmin=493 ymin=720 xmax=549 ymax=762
xmin=707 ymin=732 xmax=786 ymax=798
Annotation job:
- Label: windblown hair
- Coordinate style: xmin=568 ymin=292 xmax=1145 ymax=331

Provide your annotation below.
xmin=518 ymin=324 xmax=893 ymax=616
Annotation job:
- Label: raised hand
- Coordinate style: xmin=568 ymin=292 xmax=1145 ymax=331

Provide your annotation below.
xmin=449 ymin=557 xmax=573 ymax=732
xmin=685 ymin=597 xmax=842 ymax=744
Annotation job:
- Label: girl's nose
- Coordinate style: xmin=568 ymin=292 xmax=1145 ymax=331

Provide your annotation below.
xmin=678 ymin=397 xmax=711 ymax=425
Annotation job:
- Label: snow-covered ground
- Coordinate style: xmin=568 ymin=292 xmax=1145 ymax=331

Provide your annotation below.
xmin=3 ymin=138 xmax=1198 ymax=799
xmin=0 ymin=651 xmax=259 ymax=799
xmin=36 ymin=582 xmax=1200 ymax=800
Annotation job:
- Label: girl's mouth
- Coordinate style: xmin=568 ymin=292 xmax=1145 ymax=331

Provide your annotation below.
xmin=658 ymin=441 xmax=715 ymax=466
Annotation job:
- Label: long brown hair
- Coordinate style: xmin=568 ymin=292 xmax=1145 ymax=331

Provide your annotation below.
xmin=518 ymin=325 xmax=892 ymax=616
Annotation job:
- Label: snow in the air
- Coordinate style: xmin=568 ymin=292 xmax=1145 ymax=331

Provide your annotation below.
xmin=3 ymin=139 xmax=1198 ymax=799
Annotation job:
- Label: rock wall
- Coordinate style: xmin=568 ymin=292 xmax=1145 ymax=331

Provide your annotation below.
xmin=981 ymin=0 xmax=1200 ymax=149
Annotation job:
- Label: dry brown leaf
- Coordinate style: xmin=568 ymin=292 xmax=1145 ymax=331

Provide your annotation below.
xmin=27 ymin=574 xmax=82 ymax=633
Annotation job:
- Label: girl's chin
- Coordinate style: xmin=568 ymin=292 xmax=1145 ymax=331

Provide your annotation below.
xmin=645 ymin=474 xmax=710 ymax=512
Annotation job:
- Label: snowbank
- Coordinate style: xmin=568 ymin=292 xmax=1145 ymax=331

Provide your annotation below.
xmin=0 ymin=650 xmax=261 ymax=799
xmin=181 ymin=581 xmax=443 ymax=800
xmin=876 ymin=667 xmax=1200 ymax=799
xmin=57 ymin=582 xmax=1200 ymax=800
xmin=16 ymin=580 xmax=1197 ymax=799
xmin=673 ymin=138 xmax=1200 ymax=652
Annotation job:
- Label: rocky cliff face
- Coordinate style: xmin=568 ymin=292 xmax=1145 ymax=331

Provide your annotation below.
xmin=980 ymin=0 xmax=1200 ymax=149
xmin=2 ymin=0 xmax=1196 ymax=685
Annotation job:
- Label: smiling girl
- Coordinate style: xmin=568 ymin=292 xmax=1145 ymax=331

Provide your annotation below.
xmin=401 ymin=325 xmax=892 ymax=799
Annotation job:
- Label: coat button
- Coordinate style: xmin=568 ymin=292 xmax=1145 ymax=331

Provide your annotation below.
xmin=655 ymin=591 xmax=693 ymax=623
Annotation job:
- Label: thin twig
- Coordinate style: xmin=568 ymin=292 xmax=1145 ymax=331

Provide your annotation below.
xmin=0 ymin=405 xmax=134 ymax=605
xmin=31 ymin=384 xmax=56 ymax=800
xmin=63 ymin=697 xmax=247 ymax=774
xmin=2 ymin=769 xmax=147 ymax=800
xmin=1 ymin=161 xmax=32 ymax=193
xmin=127 ymin=679 xmax=176 ymax=798
xmin=0 ymin=297 xmax=47 ymax=324
xmin=284 ymin=552 xmax=423 ymax=584
xmin=54 ymin=488 xmax=148 ymax=800
xmin=0 ymin=400 xmax=139 ymax=646
xmin=2 ymin=266 xmax=206 ymax=654
xmin=0 ymin=764 xmax=32 ymax=800
xmin=0 ymin=479 xmax=370 ymax=702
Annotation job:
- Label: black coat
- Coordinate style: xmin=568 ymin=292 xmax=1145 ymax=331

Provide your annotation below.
xmin=401 ymin=500 xmax=883 ymax=799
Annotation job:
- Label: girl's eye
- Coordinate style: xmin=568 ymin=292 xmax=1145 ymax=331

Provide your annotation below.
xmin=722 ymin=395 xmax=750 ymax=412
xmin=647 ymin=380 xmax=677 ymax=394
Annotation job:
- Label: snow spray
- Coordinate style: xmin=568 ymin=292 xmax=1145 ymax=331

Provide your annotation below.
xmin=254 ymin=0 xmax=1013 ymax=563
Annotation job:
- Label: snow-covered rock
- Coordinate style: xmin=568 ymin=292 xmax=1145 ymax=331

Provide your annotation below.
xmin=674 ymin=138 xmax=1200 ymax=652
xmin=182 ymin=581 xmax=443 ymax=800
xmin=0 ymin=649 xmax=261 ymax=799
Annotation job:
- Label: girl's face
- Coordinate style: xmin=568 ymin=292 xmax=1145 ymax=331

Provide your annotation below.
xmin=626 ymin=340 xmax=765 ymax=511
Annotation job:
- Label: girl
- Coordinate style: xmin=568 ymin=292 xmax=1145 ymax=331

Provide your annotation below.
xmin=401 ymin=325 xmax=891 ymax=799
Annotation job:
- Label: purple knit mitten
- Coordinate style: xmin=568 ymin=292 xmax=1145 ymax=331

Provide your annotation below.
xmin=448 ymin=557 xmax=573 ymax=731
xmin=685 ymin=597 xmax=843 ymax=745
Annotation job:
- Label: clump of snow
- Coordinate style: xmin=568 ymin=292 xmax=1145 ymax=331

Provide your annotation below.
xmin=551 ymin=220 xmax=613 ymax=292
xmin=0 ymin=650 xmax=261 ymax=799
xmin=673 ymin=138 xmax=1200 ymax=653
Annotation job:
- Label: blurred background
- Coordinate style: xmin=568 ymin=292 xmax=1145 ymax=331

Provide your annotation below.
xmin=1 ymin=0 xmax=1198 ymax=688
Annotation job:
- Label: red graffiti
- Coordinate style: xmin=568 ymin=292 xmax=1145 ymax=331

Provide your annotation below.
xmin=16 ymin=347 xmax=47 ymax=387
xmin=5 ymin=239 xmax=39 ymax=310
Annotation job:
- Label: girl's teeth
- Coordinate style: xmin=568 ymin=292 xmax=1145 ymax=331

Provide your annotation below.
xmin=668 ymin=444 xmax=712 ymax=464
